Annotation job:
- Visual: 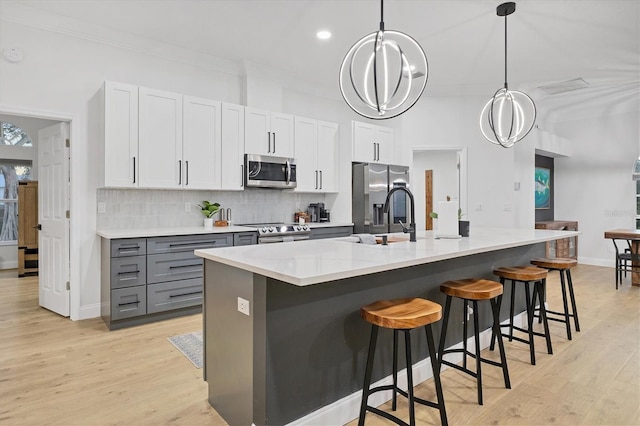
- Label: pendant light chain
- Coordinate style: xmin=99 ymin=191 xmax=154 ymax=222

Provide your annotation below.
xmin=380 ymin=0 xmax=385 ymax=31
xmin=479 ymin=2 xmax=536 ymax=147
xmin=504 ymin=13 xmax=508 ymax=89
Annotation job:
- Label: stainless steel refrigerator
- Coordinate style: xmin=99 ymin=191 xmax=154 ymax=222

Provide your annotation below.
xmin=352 ymin=163 xmax=410 ymax=234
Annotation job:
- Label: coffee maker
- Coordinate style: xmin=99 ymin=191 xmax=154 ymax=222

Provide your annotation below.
xmin=308 ymin=202 xmax=330 ymax=223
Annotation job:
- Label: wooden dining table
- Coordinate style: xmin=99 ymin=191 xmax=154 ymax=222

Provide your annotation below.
xmin=604 ymin=229 xmax=640 ymax=286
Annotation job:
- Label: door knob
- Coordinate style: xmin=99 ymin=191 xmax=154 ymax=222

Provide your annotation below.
xmin=34 ymin=224 xmax=42 ymax=230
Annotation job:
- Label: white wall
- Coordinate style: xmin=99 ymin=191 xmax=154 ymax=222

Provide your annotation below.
xmin=402 ymin=96 xmax=521 ymax=228
xmin=553 ymin=110 xmax=639 ymax=266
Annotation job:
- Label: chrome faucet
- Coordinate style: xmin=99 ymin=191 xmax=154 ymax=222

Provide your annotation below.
xmin=383 ymin=187 xmax=416 ymax=242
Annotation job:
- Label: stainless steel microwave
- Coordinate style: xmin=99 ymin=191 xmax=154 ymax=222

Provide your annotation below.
xmin=244 ymin=154 xmax=297 ymax=189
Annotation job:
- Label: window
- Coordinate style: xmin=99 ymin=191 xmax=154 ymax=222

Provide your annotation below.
xmin=636 ymin=180 xmax=639 ymax=229
xmin=1 ymin=122 xmax=32 ymax=146
xmin=0 ymin=160 xmax=33 ymax=243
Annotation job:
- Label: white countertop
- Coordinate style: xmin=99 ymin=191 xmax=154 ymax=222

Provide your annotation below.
xmin=96 ymin=225 xmax=257 ymax=239
xmin=195 ymin=227 xmax=580 ymax=287
xmin=96 ymin=223 xmax=353 ymax=239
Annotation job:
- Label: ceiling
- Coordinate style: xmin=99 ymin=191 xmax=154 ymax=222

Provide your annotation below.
xmin=2 ymin=0 xmax=639 ymax=115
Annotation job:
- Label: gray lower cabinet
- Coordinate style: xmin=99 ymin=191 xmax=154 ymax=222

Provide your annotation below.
xmin=309 ymin=226 xmax=354 ymax=240
xmin=101 ymin=231 xmax=254 ymax=330
xmin=111 ymin=285 xmax=147 ymax=320
xmin=147 ymin=278 xmax=203 ymax=314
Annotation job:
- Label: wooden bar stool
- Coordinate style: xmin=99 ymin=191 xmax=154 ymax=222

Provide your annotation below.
xmin=530 ymin=258 xmax=580 ymax=340
xmin=490 ymin=266 xmax=553 ymax=365
xmin=359 ymin=298 xmax=448 ymax=426
xmin=437 ymin=279 xmax=510 ymax=406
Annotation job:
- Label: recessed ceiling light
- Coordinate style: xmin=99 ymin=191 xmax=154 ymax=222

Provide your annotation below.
xmin=316 ymin=30 xmax=331 ymax=40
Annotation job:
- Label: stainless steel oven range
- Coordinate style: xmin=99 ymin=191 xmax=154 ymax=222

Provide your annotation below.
xmin=243 ymin=223 xmax=311 ymax=244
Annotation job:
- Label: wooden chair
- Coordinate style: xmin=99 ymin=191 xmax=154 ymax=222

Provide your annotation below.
xmin=530 ymin=258 xmax=580 ymax=340
xmin=490 ymin=266 xmax=552 ymax=365
xmin=437 ymin=279 xmax=510 ymax=406
xmin=359 ymin=298 xmax=448 ymax=426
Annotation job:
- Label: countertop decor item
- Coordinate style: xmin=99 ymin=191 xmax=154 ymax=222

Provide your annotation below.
xmin=198 ymin=201 xmax=220 ymax=229
xmin=339 ymin=0 xmax=428 ymax=120
xmin=480 ymin=2 xmax=536 ymax=148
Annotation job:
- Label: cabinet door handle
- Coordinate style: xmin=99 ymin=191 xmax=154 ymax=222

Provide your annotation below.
xmin=169 ymin=263 xmax=202 ymax=269
xmin=267 ymin=131 xmax=271 ymax=153
xmin=132 ymin=157 xmax=136 ymax=184
xmin=185 ymin=160 xmax=189 ymax=186
xmin=315 ymin=170 xmax=318 ymax=189
xmin=319 ymin=170 xmax=323 ymax=189
xmin=169 ymin=291 xmax=202 ymax=299
xmin=118 ymin=301 xmax=140 ymax=307
xmin=178 ymin=160 xmax=182 ymax=185
xmin=240 ymin=164 xmax=244 ymax=187
xmin=373 ymin=143 xmax=376 ymax=161
xmin=117 ymin=270 xmax=140 ymax=275
xmin=376 ymin=143 xmax=380 ymax=161
xmin=273 ymin=132 xmax=276 ymax=153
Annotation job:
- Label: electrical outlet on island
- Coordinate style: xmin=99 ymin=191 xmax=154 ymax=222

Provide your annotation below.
xmin=237 ymin=297 xmax=250 ymax=316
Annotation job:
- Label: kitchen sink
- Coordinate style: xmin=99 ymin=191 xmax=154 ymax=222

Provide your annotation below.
xmin=338 ymin=234 xmax=413 ymax=244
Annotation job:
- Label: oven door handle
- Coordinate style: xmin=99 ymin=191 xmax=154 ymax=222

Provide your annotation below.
xmin=285 ymin=160 xmax=291 ymax=186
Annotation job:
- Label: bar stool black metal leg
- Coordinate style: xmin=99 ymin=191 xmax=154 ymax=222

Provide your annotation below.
xmin=538 ymin=280 xmax=545 ymax=324
xmin=392 ymin=330 xmax=398 ymax=411
xmin=491 ymin=295 xmax=511 ymax=389
xmin=438 ymin=295 xmax=452 ymax=373
xmin=524 ymin=281 xmax=536 ymax=365
xmin=508 ymin=278 xmax=515 ymax=340
xmin=425 ymin=324 xmax=448 ymax=426
xmin=566 ymin=269 xmax=580 ymax=332
xmin=463 ymin=299 xmax=469 ymax=370
xmin=358 ymin=325 xmax=379 ymax=426
xmin=536 ymin=279 xmax=553 ymax=354
xmin=472 ymin=300 xmax=483 ymax=405
xmin=559 ymin=270 xmax=572 ymax=340
xmin=404 ymin=330 xmax=416 ymax=426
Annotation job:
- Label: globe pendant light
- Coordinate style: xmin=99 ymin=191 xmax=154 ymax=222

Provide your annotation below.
xmin=339 ymin=0 xmax=428 ymax=120
xmin=480 ymin=2 xmax=536 ymax=148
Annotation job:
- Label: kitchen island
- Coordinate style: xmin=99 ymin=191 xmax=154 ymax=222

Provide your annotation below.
xmin=195 ymin=227 xmax=579 ymax=425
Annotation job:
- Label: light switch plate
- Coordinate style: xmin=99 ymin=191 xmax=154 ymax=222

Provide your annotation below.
xmin=97 ymin=202 xmax=106 ymax=214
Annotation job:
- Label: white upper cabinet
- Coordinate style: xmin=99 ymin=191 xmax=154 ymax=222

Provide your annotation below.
xmin=245 ymin=107 xmax=294 ymax=157
xmin=294 ymin=117 xmax=339 ymax=193
xmin=220 ymin=103 xmax=245 ymax=190
xmin=182 ymin=96 xmax=221 ymax=190
xmin=103 ymin=81 xmax=139 ymax=188
xmin=352 ymin=121 xmax=394 ymax=164
xmin=294 ymin=117 xmax=317 ymax=192
xmin=316 ymin=121 xmax=339 ymax=192
xmin=138 ymin=87 xmax=183 ymax=188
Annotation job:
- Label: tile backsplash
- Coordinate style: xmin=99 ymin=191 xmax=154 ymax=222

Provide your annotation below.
xmin=97 ymin=189 xmax=326 ymax=229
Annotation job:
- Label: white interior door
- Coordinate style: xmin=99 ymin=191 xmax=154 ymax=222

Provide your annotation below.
xmin=38 ymin=122 xmax=70 ymax=316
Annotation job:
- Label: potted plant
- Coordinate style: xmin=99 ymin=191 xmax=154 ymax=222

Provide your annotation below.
xmin=198 ymin=201 xmax=220 ymax=229
xmin=429 ymin=207 xmax=469 ymax=237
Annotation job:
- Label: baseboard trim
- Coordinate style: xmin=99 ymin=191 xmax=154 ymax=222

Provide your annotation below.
xmin=287 ymin=312 xmax=527 ymax=426
xmin=78 ymin=303 xmax=101 ymax=320
xmin=0 ymin=261 xmax=18 ymax=269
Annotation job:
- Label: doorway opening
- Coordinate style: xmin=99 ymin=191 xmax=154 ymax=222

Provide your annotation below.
xmin=0 ymin=110 xmax=72 ymax=318
xmin=411 ymin=147 xmax=468 ymax=232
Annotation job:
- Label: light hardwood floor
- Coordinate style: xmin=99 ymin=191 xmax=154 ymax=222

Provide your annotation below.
xmin=1 ymin=265 xmax=638 ymax=425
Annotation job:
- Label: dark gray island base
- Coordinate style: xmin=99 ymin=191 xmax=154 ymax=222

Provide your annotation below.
xmin=203 ymin=243 xmax=545 ymax=425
